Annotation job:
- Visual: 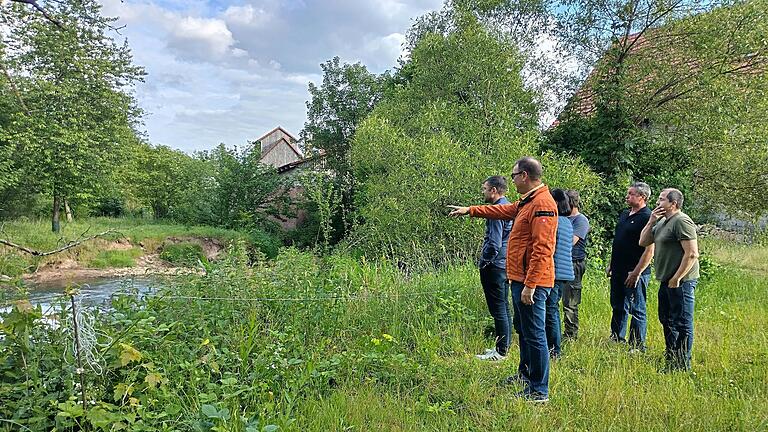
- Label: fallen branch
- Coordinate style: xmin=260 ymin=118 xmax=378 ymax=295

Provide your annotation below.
xmin=0 ymin=229 xmax=121 ymax=257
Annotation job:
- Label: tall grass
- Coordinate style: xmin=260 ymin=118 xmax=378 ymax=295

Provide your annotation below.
xmin=1 ymin=243 xmax=766 ymax=431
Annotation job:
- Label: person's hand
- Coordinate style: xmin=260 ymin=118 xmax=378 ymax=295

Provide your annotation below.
xmin=624 ymin=271 xmax=639 ymax=288
xmin=521 ymin=286 xmax=535 ymax=305
xmin=649 ymin=205 xmax=666 ymax=224
xmin=668 ymin=278 xmax=681 ymax=288
xmin=447 ymin=205 xmax=470 ymax=217
xmin=605 ymin=265 xmax=612 ymax=278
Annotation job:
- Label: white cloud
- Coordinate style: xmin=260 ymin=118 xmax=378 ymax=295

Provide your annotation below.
xmin=223 ymin=4 xmax=272 ymax=27
xmin=97 ymin=0 xmax=444 ymax=152
xmin=167 ymin=17 xmax=235 ymax=58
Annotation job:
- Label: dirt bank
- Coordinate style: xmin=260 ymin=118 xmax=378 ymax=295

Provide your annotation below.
xmin=15 ymin=236 xmax=226 ymax=285
xmin=21 ymin=253 xmax=203 ymax=285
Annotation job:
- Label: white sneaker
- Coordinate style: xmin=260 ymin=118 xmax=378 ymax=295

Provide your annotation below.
xmin=475 ymin=348 xmax=507 ymax=361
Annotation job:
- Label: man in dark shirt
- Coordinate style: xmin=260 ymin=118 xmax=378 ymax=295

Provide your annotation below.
xmin=475 ymin=176 xmax=513 ymax=361
xmin=607 ymin=182 xmax=655 ymax=350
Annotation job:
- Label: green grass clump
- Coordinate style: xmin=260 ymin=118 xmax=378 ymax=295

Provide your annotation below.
xmin=160 ymin=242 xmax=206 ymax=267
xmin=87 ymin=248 xmax=143 ymax=269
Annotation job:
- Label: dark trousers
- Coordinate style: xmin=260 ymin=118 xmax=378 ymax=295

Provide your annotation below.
xmin=562 ymin=259 xmax=586 ymax=339
xmin=480 ymin=266 xmax=512 ymax=355
xmin=545 ymin=280 xmax=565 ymax=357
xmin=610 ymin=272 xmax=650 ymax=348
xmin=511 ymin=281 xmax=551 ymax=396
xmin=658 ymin=279 xmax=697 ymax=370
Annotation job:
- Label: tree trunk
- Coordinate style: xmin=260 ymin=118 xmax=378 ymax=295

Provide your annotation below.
xmin=64 ymin=198 xmax=73 ymax=222
xmin=52 ymin=194 xmax=61 ymax=233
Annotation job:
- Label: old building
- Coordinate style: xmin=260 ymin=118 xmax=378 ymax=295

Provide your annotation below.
xmin=257 ymin=126 xmax=303 ymax=168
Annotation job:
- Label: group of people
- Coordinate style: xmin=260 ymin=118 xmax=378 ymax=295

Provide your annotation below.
xmin=448 ymin=156 xmax=700 ymax=403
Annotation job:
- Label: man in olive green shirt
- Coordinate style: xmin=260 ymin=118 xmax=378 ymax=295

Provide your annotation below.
xmin=639 ymin=188 xmax=700 ymax=371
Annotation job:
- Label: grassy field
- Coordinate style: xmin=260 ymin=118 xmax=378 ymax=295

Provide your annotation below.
xmin=0 ymin=217 xmax=249 ymax=277
xmin=292 ymin=244 xmax=768 ymax=431
xmin=1 ymin=241 xmax=766 ymax=431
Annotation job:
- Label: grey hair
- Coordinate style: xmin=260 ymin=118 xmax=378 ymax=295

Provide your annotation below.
xmin=630 ymin=182 xmax=652 ymax=200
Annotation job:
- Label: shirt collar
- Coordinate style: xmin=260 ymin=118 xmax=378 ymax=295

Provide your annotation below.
xmin=520 ymin=183 xmax=546 ymax=201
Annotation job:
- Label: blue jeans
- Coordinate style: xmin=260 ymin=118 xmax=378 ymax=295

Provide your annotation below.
xmin=610 ymin=272 xmax=650 ymax=349
xmin=511 ymin=281 xmax=551 ymax=396
xmin=658 ymin=279 xmax=697 ymax=370
xmin=479 ymin=266 xmax=512 ymax=355
xmin=545 ymin=281 xmax=565 ymax=357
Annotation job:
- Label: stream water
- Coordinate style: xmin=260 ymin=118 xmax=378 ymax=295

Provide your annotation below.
xmin=1 ymin=276 xmax=163 ymax=315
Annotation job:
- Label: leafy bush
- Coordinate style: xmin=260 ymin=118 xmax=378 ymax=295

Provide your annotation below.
xmin=160 ymin=242 xmax=206 ymax=267
xmin=248 ymin=229 xmax=283 ymax=260
xmin=91 ymin=196 xmax=126 ymax=217
xmin=350 ymin=16 xmax=602 ymax=269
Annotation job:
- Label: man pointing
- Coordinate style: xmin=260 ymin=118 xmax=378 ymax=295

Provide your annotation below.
xmin=449 ymin=156 xmax=558 ymax=402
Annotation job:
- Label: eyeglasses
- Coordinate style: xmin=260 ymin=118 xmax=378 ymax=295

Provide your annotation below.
xmin=511 ymin=171 xmax=526 ymax=178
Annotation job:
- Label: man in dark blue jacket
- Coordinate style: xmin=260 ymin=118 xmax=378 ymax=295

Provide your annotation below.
xmin=475 ymin=176 xmax=513 ymax=361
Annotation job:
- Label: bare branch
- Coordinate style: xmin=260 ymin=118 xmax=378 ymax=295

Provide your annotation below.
xmin=9 ymin=0 xmax=64 ymax=28
xmin=0 ymin=229 xmax=122 ymax=257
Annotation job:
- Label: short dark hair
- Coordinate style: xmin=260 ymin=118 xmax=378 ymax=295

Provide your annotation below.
xmin=665 ymin=188 xmax=684 ymax=209
xmin=514 ymin=156 xmax=542 ymax=180
xmin=566 ymin=189 xmax=581 ymax=209
xmin=484 ymin=176 xmax=508 ymax=194
xmin=551 ymin=188 xmax=572 ymax=216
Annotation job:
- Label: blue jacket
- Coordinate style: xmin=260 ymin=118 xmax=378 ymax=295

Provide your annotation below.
xmin=554 ymin=216 xmax=575 ymax=281
xmin=479 ymin=196 xmax=513 ymax=269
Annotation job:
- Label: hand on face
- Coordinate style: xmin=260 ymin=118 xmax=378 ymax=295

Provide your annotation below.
xmin=649 ymin=205 xmax=667 ymax=223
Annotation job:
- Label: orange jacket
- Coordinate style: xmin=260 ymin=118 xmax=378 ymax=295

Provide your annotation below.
xmin=470 ymin=185 xmax=558 ymax=288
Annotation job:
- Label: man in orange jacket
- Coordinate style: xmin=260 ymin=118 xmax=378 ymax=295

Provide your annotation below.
xmin=449 ymin=156 xmax=558 ymax=402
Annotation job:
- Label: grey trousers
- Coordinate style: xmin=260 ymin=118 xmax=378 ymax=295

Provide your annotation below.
xmin=563 ymin=259 xmax=586 ymax=339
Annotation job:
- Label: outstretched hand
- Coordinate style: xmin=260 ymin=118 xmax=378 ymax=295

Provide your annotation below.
xmin=447 ymin=205 xmax=470 ymax=217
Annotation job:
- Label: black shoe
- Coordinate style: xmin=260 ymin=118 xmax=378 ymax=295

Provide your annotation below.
xmin=514 ymin=390 xmax=549 ymax=403
xmin=502 ymin=373 xmax=530 ymax=386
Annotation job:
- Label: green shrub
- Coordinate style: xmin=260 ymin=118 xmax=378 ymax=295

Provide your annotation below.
xmin=248 ymin=229 xmax=282 ymax=259
xmin=160 ymin=242 xmax=206 ymax=267
xmin=350 ymin=16 xmax=602 ymax=270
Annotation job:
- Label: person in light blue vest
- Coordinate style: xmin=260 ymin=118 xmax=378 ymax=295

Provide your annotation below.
xmin=546 ymin=189 xmax=575 ymax=358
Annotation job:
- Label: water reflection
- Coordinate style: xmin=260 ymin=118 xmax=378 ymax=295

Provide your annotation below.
xmin=1 ymin=276 xmax=161 ymax=315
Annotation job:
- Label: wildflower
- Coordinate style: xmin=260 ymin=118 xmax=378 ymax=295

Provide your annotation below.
xmin=382 ymin=333 xmax=394 ymax=342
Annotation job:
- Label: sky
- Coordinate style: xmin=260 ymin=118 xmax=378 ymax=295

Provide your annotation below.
xmin=98 ymin=0 xmax=446 ymax=153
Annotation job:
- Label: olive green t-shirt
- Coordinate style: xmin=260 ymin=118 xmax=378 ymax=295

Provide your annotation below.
xmin=652 ymin=212 xmax=700 ymax=282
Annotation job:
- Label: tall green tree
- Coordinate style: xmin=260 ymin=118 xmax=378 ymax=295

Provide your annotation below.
xmin=352 ymin=12 xmax=601 ymax=269
xmin=547 ymin=0 xmax=768 ymax=218
xmin=205 ymin=143 xmax=290 ymax=231
xmin=1 ymin=0 xmax=144 ymax=231
xmin=300 ymin=57 xmax=385 ymax=239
